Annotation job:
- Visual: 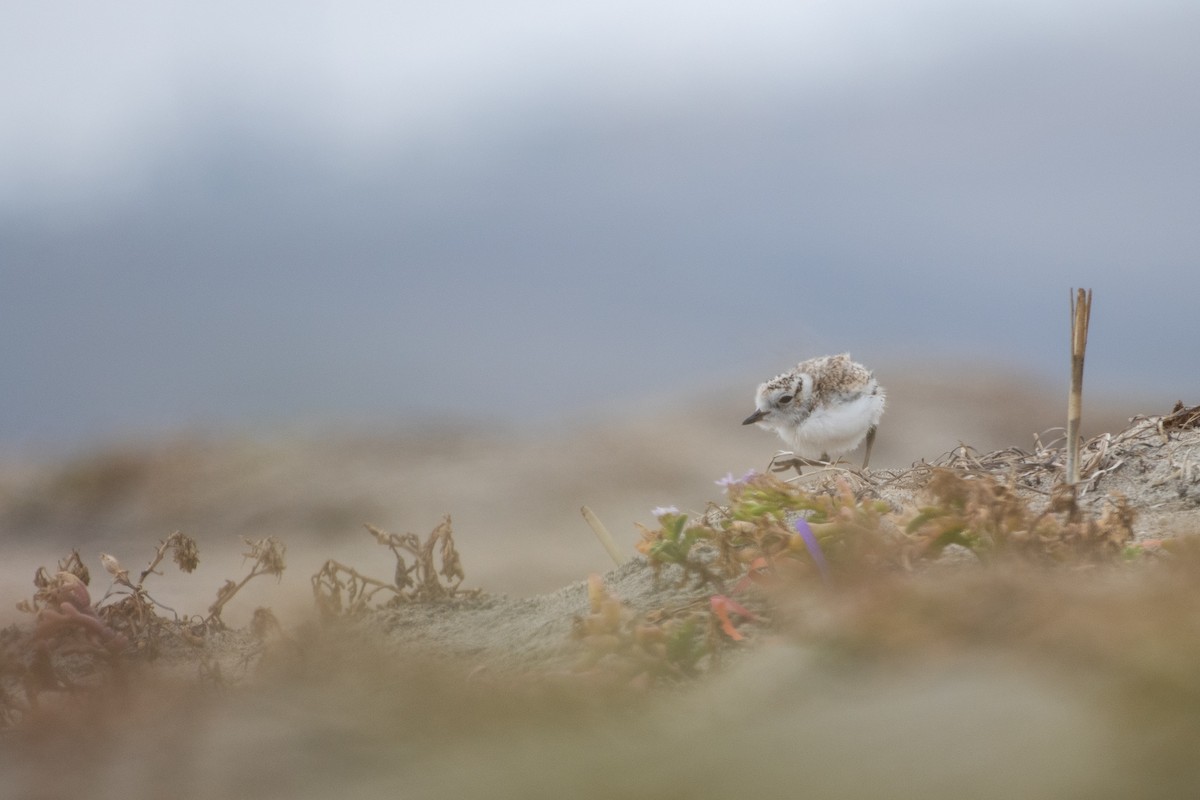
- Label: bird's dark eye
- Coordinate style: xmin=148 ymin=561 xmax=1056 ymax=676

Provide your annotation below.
xmin=779 ymin=394 xmax=794 ymax=404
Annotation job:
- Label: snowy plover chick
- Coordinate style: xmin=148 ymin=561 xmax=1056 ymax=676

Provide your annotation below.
xmin=742 ymin=353 xmax=885 ymax=469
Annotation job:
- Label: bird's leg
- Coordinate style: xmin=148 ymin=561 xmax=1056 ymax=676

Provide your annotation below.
xmin=861 ymin=425 xmax=877 ymax=469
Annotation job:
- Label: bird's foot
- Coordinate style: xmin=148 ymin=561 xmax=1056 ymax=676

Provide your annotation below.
xmin=768 ymin=452 xmax=835 ymax=475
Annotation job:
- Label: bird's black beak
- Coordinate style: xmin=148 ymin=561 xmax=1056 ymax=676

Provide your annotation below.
xmin=742 ymin=409 xmax=768 ymax=425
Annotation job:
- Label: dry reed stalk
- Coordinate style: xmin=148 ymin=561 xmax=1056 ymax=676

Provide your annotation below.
xmin=1066 ymin=289 xmax=1093 ymax=484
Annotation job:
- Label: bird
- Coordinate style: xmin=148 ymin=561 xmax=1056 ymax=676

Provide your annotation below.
xmin=742 ymin=353 xmax=885 ymax=470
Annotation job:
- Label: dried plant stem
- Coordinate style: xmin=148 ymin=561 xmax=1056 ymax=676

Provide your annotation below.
xmin=1066 ymin=288 xmax=1093 ymax=484
xmin=581 ymin=506 xmax=625 ymax=566
xmin=138 ymin=531 xmax=181 ymax=587
xmin=205 ymin=537 xmax=285 ymax=627
xmin=206 ymin=567 xmax=266 ymax=625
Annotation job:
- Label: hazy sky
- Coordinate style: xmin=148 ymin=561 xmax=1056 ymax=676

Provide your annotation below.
xmin=2 ymin=0 xmax=1198 ymax=449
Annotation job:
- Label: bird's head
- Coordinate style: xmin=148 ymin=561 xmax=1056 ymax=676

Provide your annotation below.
xmin=742 ymin=371 xmax=811 ymax=428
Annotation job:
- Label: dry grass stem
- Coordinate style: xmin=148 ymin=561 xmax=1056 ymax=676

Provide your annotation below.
xmin=581 ymin=505 xmax=626 ymax=566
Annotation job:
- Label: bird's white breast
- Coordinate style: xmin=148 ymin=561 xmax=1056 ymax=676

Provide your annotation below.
xmin=782 ymin=392 xmax=885 ymax=458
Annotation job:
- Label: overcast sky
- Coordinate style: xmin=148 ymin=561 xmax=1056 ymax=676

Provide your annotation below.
xmin=2 ymin=0 xmax=1198 ymax=450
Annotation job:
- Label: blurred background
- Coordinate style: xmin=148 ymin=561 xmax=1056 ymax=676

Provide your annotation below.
xmin=1 ymin=0 xmax=1198 ymax=616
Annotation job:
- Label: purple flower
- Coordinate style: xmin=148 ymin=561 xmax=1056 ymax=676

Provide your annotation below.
xmin=651 ymin=506 xmax=680 ymax=518
xmin=715 ymin=469 xmax=759 ymax=488
xmin=794 ymin=518 xmax=831 ymax=585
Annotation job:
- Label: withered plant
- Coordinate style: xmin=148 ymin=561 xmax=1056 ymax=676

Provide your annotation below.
xmin=366 ymin=515 xmax=466 ymax=600
xmin=310 ymin=561 xmax=399 ymax=618
xmin=2 ymin=531 xmax=287 ymax=724
xmin=96 ymin=531 xmax=201 ymax=644
xmin=7 ymin=552 xmax=130 ymax=720
xmin=312 ymin=515 xmax=474 ymax=619
xmin=206 ymin=536 xmax=286 ymax=628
